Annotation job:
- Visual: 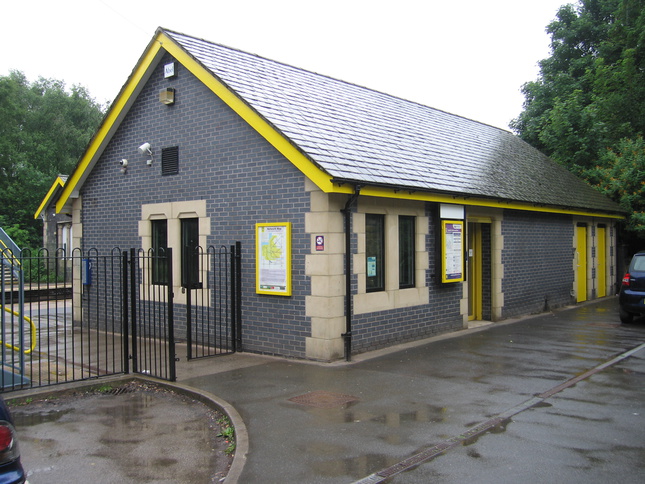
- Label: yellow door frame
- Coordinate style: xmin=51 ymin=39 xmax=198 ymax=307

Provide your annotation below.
xmin=576 ymin=224 xmax=587 ymax=303
xmin=597 ymin=225 xmax=606 ymax=298
xmin=468 ymin=222 xmax=483 ymax=321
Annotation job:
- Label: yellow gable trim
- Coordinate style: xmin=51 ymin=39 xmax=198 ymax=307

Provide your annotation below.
xmin=34 ymin=176 xmax=66 ymax=219
xmin=55 ymin=38 xmax=166 ymax=213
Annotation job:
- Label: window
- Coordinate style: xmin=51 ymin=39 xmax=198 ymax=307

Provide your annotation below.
xmin=399 ymin=216 xmax=416 ymax=288
xmin=161 ymin=146 xmax=179 ymax=175
xmin=366 ymin=214 xmax=385 ymax=292
xmin=181 ymin=218 xmax=201 ymax=288
xmin=151 ymin=219 xmax=168 ymax=284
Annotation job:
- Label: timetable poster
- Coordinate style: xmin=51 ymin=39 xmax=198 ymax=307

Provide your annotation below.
xmin=441 ymin=220 xmax=464 ymax=283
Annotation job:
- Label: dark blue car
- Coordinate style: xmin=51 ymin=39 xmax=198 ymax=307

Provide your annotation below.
xmin=619 ymin=251 xmax=645 ymax=324
xmin=0 ymin=397 xmax=25 ymax=484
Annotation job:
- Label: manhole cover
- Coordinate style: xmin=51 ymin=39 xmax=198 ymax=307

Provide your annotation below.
xmin=288 ymin=390 xmax=359 ymax=409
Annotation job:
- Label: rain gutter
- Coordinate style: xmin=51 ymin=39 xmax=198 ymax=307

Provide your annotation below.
xmin=340 ymin=185 xmax=361 ymax=362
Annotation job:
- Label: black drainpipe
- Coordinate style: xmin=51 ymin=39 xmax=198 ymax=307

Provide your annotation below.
xmin=341 ymin=185 xmax=361 ymax=361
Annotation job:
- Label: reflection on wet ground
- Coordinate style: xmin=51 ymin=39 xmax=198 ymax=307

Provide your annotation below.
xmin=10 ymin=382 xmax=232 ymax=484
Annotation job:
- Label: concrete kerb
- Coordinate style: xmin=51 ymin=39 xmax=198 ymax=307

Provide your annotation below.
xmin=143 ymin=376 xmax=248 ymax=484
xmin=3 ymin=374 xmax=248 ymax=484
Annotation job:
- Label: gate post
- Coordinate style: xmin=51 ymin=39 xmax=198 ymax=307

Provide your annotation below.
xmin=166 ymin=248 xmax=176 ymax=381
xmin=186 ymin=272 xmax=192 ymax=361
xmin=129 ymin=248 xmax=138 ymax=373
xmin=232 ymin=241 xmax=242 ymax=352
xmin=122 ymin=250 xmax=130 ymax=374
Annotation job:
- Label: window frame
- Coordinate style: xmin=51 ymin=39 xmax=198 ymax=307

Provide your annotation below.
xmin=151 ymin=219 xmax=168 ymax=285
xmin=399 ymin=215 xmax=416 ymax=289
xmin=365 ymin=213 xmax=386 ymax=293
xmin=181 ymin=217 xmax=201 ymax=289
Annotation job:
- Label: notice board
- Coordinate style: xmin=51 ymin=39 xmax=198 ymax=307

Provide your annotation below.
xmin=441 ymin=220 xmax=464 ymax=283
xmin=256 ymin=222 xmax=292 ymax=296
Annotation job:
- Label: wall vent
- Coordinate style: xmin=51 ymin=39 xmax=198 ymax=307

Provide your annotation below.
xmin=161 ymin=146 xmax=179 ymax=175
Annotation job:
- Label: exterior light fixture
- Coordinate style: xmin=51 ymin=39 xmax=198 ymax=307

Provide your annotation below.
xmin=159 ymin=88 xmax=175 ymax=105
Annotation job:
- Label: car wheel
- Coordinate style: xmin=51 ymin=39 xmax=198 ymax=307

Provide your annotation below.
xmin=619 ymin=308 xmax=635 ymax=324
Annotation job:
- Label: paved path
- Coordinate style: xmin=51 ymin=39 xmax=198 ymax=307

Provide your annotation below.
xmin=8 ymin=297 xmax=645 ymax=483
xmin=178 ymin=297 xmax=645 ymax=483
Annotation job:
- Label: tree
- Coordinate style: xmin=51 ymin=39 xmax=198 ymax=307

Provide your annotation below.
xmin=587 ymin=137 xmax=645 ymax=237
xmin=0 ymin=71 xmax=105 ymax=248
xmin=511 ymin=0 xmax=645 ymax=244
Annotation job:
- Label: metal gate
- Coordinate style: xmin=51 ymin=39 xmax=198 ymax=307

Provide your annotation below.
xmin=0 ymin=243 xmax=241 ymax=392
xmin=185 ymin=243 xmax=241 ymax=360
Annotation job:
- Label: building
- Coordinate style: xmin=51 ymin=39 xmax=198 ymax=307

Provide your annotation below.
xmin=39 ymin=28 xmax=624 ymax=362
xmin=34 ymin=175 xmax=71 ymax=255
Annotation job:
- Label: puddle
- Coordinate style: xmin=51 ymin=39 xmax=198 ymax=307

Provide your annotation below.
xmin=13 ymin=407 xmax=74 ymax=427
xmin=311 ymin=453 xmax=400 ymax=478
xmin=369 ymin=404 xmax=447 ymax=427
xmin=8 ymin=384 xmax=232 ymax=483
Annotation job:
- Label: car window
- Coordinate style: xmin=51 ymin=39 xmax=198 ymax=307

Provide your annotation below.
xmin=631 ymin=255 xmax=645 ymax=271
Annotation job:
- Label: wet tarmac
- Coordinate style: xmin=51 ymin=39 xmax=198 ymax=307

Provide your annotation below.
xmin=9 ymin=381 xmax=233 ymax=483
xmin=177 ymin=297 xmax=645 ymax=483
xmin=6 ymin=296 xmax=645 ymax=483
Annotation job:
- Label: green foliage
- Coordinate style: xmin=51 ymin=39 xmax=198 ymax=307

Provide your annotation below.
xmin=216 ymin=415 xmax=236 ymax=455
xmin=0 ymin=215 xmax=31 ymax=249
xmin=512 ymin=0 xmax=645 ymax=239
xmin=0 ymin=71 xmax=105 ymax=248
xmin=585 ymin=136 xmax=645 ymax=236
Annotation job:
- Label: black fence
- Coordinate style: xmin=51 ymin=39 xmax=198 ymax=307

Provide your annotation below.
xmin=1 ymin=248 xmax=127 ymax=391
xmin=1 ymin=244 xmax=241 ymax=393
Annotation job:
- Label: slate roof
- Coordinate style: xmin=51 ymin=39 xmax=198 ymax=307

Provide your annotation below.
xmin=172 ymin=30 xmax=622 ymax=214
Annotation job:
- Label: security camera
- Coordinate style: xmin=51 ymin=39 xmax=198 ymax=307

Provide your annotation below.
xmin=119 ymin=159 xmax=128 ymax=167
xmin=138 ymin=142 xmax=152 ymax=155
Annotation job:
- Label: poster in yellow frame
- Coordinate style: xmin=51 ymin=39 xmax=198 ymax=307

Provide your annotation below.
xmin=441 ymin=220 xmax=464 ymax=283
xmin=256 ymin=222 xmax=292 ymax=295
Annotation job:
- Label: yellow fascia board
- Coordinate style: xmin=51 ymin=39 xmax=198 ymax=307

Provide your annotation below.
xmin=358 ymin=185 xmax=625 ymax=219
xmin=158 ymin=33 xmax=342 ymax=194
xmin=34 ymin=176 xmax=66 ymax=219
xmin=55 ymin=38 xmax=165 ymax=213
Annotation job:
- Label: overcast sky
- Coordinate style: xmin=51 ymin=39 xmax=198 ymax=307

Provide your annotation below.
xmin=2 ymin=0 xmax=572 ymax=131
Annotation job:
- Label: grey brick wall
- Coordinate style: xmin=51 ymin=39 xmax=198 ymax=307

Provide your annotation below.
xmin=351 ymin=203 xmax=463 ymax=353
xmin=501 ymin=210 xmax=574 ymax=317
xmin=80 ymin=53 xmax=311 ymax=358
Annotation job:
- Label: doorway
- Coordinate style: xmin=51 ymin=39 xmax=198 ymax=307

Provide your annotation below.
xmin=576 ymin=224 xmax=587 ymax=302
xmin=467 ymin=222 xmax=491 ymax=321
xmin=596 ymin=225 xmax=606 ymax=298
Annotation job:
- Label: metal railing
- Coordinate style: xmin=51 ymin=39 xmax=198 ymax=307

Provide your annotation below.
xmin=1 ymin=248 xmax=173 ymax=392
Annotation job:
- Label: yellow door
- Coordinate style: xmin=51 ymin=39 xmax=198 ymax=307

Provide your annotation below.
xmin=468 ymin=223 xmax=482 ymax=320
xmin=597 ymin=225 xmax=606 ymax=298
xmin=576 ymin=225 xmax=587 ymax=303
